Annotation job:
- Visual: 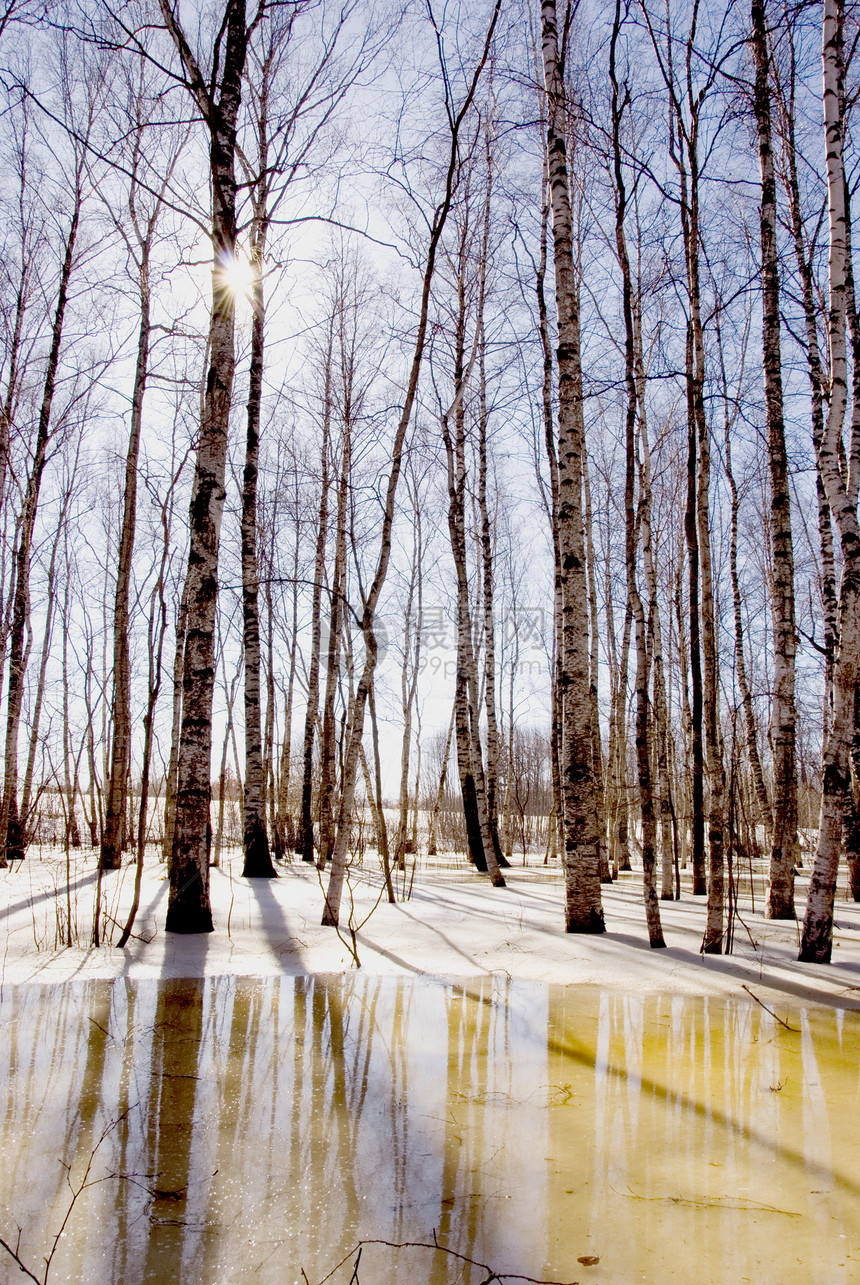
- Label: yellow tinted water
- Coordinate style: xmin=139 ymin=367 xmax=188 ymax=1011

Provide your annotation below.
xmin=0 ymin=975 xmax=858 ymax=1283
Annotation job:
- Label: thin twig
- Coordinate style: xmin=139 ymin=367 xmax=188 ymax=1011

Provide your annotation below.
xmin=741 ymin=984 xmax=799 ymax=1031
xmin=104 ymin=913 xmax=155 ymax=945
xmin=0 ymin=1229 xmax=42 ymax=1284
xmin=612 ymin=1183 xmax=800 ymax=1217
xmin=1 ymin=1108 xmax=137 ymax=1285
xmin=309 ymin=1236 xmax=581 ymax=1285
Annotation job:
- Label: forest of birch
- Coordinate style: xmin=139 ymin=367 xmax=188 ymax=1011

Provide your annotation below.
xmin=0 ymin=0 xmax=857 ymax=963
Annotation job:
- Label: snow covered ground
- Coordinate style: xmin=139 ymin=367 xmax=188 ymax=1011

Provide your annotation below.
xmin=3 ymin=843 xmax=860 ymax=1011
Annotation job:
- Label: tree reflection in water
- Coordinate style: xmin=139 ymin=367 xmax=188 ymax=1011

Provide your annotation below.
xmin=1 ymin=976 xmax=858 ymax=1283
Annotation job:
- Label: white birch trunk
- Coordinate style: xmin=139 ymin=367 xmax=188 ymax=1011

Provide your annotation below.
xmin=800 ymin=0 xmax=860 ymax=962
xmin=541 ymin=0 xmax=604 ymax=932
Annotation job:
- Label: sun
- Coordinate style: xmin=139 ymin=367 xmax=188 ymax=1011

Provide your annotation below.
xmin=217 ymin=250 xmax=256 ymax=298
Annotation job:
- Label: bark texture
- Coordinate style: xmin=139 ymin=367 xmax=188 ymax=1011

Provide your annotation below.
xmin=300 ymin=365 xmax=331 ymax=864
xmin=541 ymin=0 xmax=604 ymax=933
xmin=160 ymin=0 xmax=253 ymax=932
xmin=102 ymin=247 xmax=151 ymax=871
xmin=800 ymin=0 xmax=860 ymax=963
xmin=438 ymin=198 xmax=504 ymax=888
xmin=609 ymin=3 xmax=665 ymax=946
xmin=777 ymin=30 xmax=838 ymax=736
xmin=240 ymin=148 xmax=276 ymax=878
xmin=752 ymin=0 xmax=799 ymax=920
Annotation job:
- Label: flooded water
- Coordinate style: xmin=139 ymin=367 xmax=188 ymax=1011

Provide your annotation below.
xmin=0 ymin=975 xmax=858 ymax=1284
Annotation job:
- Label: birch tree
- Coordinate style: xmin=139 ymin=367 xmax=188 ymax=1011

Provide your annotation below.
xmin=155 ymin=0 xmax=262 ymax=933
xmin=238 ymin=0 xmax=364 ymax=877
xmin=322 ymin=0 xmax=502 ymax=927
xmin=608 ymin=0 xmax=665 ymax=946
xmin=99 ymin=56 xmax=183 ymax=872
xmin=436 ymin=143 xmax=505 ymax=886
xmin=299 ymin=339 xmax=332 ymax=866
xmin=540 ymin=0 xmax=605 ymax=932
xmin=749 ymin=0 xmax=799 ymax=917
xmin=0 ymin=56 xmax=99 ymax=867
xmin=800 ymin=0 xmax=860 ymax=963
